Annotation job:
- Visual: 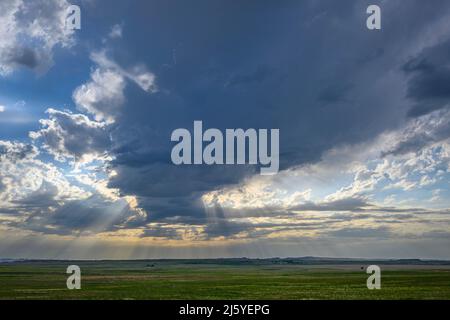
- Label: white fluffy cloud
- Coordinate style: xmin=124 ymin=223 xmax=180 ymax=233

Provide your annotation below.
xmin=73 ymin=51 xmax=157 ymax=123
xmin=0 ymin=105 xmax=4 ymax=112
xmin=0 ymin=140 xmax=89 ymax=213
xmin=73 ymin=68 xmax=126 ymax=123
xmin=0 ymin=0 xmax=75 ymax=75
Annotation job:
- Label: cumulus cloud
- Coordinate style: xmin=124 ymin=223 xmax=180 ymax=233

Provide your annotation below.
xmin=0 ymin=140 xmax=89 ymax=215
xmin=29 ymin=108 xmax=111 ymax=163
xmin=0 ymin=140 xmax=38 ymax=161
xmin=73 ymin=68 xmax=126 ymax=123
xmin=0 ymin=0 xmax=76 ymax=75
xmin=0 ymin=105 xmax=4 ymax=112
xmin=73 ymin=51 xmax=157 ymax=123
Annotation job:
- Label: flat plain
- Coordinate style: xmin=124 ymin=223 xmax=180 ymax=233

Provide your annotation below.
xmin=1 ymin=259 xmax=449 ymax=300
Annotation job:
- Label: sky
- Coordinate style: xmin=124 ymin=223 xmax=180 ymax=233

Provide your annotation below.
xmin=0 ymin=0 xmax=450 ymax=259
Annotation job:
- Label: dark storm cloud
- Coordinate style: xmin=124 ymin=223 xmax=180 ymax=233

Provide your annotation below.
xmin=85 ymin=0 xmax=450 ymax=222
xmin=403 ymin=39 xmax=450 ymax=117
xmin=135 ymin=194 xmax=207 ymax=221
xmin=317 ymin=83 xmax=353 ymax=104
xmin=109 ymin=162 xmax=254 ymax=198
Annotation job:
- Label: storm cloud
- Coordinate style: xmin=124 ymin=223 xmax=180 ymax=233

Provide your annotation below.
xmin=1 ymin=0 xmax=450 ymax=258
xmin=103 ymin=0 xmax=450 ymax=223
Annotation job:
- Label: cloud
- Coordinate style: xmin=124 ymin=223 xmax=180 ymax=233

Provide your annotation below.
xmin=73 ymin=68 xmax=126 ymax=123
xmin=135 ymin=196 xmax=448 ymax=241
xmin=0 ymin=105 xmax=4 ymax=112
xmin=317 ymin=83 xmax=353 ymax=104
xmin=3 ymin=46 xmax=40 ymax=69
xmin=0 ymin=0 xmax=76 ymax=75
xmin=20 ymin=195 xmax=146 ymax=235
xmin=292 ymin=198 xmax=370 ymax=212
xmin=0 ymin=140 xmax=89 ymax=216
xmin=29 ymin=108 xmax=111 ymax=163
xmin=0 ymin=140 xmax=38 ymax=161
xmin=140 ymin=224 xmax=185 ymax=240
xmin=109 ymin=24 xmax=123 ymax=39
xmin=383 ymin=108 xmax=450 ymax=156
xmin=73 ymin=51 xmax=157 ymax=123
xmin=196 ymin=101 xmax=450 ymax=240
xmin=0 ymin=139 xmax=147 ymax=236
xmin=107 ymin=0 xmax=450 ymax=219
xmin=109 ymin=162 xmax=253 ymax=199
xmin=90 ymin=51 xmax=157 ymax=93
xmin=2 ymin=0 xmax=450 ymax=257
xmin=403 ymin=39 xmax=450 ymax=117
xmin=202 ymin=205 xmax=251 ymax=239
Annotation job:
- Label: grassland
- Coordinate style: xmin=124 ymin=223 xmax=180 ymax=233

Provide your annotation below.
xmin=1 ymin=259 xmax=449 ymax=300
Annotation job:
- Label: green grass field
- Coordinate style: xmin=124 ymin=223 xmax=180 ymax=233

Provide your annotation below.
xmin=1 ymin=260 xmax=449 ymax=300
